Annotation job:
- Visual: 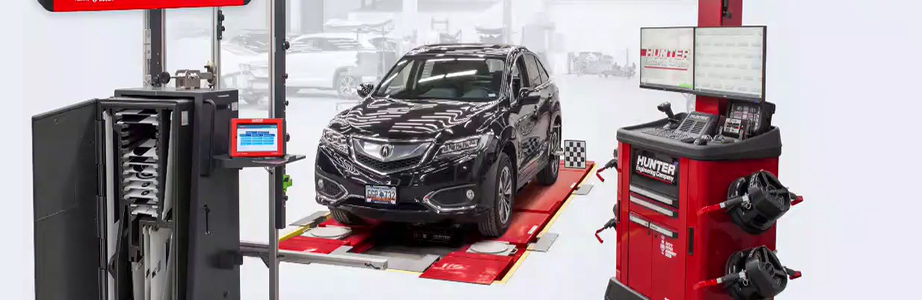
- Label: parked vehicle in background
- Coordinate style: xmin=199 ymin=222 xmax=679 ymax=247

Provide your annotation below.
xmin=233 ymin=33 xmax=400 ymax=102
xmin=567 ymin=51 xmax=636 ymax=78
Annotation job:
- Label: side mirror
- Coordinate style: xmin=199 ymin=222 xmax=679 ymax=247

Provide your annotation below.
xmin=356 ymin=82 xmax=375 ymax=98
xmin=518 ymin=87 xmax=540 ymax=105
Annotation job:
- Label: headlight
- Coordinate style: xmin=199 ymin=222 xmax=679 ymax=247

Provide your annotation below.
xmin=435 ymin=134 xmax=491 ymax=159
xmin=321 ymin=128 xmax=349 ymax=154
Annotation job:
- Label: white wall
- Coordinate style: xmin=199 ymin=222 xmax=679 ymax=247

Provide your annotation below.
xmin=745 ymin=0 xmax=922 ymax=298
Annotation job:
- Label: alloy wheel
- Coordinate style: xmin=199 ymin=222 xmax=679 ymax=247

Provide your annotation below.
xmin=550 ymin=126 xmax=561 ymax=175
xmin=338 ymin=75 xmax=356 ymax=98
xmin=498 ymin=166 xmax=513 ymax=224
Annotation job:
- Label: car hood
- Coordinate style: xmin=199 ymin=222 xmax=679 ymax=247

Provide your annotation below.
xmin=329 ymin=97 xmax=501 ymax=141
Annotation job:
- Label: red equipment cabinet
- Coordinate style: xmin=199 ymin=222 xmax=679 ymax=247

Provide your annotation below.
xmin=611 ymin=139 xmax=782 ymax=300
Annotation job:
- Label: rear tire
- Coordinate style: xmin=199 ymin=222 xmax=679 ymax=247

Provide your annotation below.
xmin=330 ymin=208 xmax=364 ymax=226
xmin=536 ymin=123 xmax=561 ymax=185
xmin=478 ymin=153 xmax=515 ymax=237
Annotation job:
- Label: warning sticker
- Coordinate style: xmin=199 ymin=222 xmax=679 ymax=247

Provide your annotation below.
xmin=660 ymin=237 xmax=676 ymax=259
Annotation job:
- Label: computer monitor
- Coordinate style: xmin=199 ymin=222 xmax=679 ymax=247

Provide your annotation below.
xmin=640 ymin=27 xmax=696 ymax=92
xmin=230 ymin=118 xmax=284 ymax=157
xmin=694 ymin=26 xmax=767 ymax=101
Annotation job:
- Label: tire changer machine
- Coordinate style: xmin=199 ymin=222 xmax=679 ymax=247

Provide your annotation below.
xmin=597 ymin=1 xmax=805 ymax=299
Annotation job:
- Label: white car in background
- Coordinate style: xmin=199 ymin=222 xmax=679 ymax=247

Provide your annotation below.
xmin=235 ymin=33 xmax=399 ymax=101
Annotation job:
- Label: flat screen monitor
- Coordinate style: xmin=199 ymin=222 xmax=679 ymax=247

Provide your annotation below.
xmin=640 ymin=27 xmax=696 ymax=92
xmin=39 ymin=0 xmax=250 ymax=12
xmin=694 ymin=26 xmax=767 ymax=101
xmin=230 ymin=119 xmax=283 ymax=158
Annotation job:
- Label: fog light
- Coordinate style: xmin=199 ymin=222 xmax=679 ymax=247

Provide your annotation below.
xmin=466 ymin=189 xmax=476 ymax=200
xmin=317 ymin=179 xmax=325 ymax=189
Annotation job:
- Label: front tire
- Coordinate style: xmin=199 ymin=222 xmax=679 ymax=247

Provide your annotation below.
xmin=330 ymin=208 xmax=364 ymax=226
xmin=478 ymin=153 xmax=515 ymax=237
xmin=536 ymin=123 xmax=561 ymax=185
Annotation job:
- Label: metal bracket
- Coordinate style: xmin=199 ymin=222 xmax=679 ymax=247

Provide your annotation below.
xmin=527 ymin=233 xmax=559 ymax=252
xmin=573 ymin=184 xmax=594 ymax=195
xmin=289 ymin=211 xmax=328 ymax=227
xmin=240 ymin=241 xmax=387 ymax=270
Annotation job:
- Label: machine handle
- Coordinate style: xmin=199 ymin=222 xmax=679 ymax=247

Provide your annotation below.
xmin=595 ymin=157 xmax=620 ymax=182
xmin=694 ymin=267 xmax=802 ymax=291
xmin=697 ymin=195 xmax=747 ymax=216
xmin=694 ymin=272 xmax=742 ymax=290
xmin=199 ymin=100 xmax=218 ymax=177
xmin=594 ymin=218 xmax=618 ymax=244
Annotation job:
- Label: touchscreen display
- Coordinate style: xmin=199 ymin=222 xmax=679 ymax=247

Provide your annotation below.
xmin=236 ymin=124 xmax=279 ymax=153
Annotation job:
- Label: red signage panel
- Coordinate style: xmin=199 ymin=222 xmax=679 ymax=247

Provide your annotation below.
xmin=39 ymin=0 xmax=250 ymax=12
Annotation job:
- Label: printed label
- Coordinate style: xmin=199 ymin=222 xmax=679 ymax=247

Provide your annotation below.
xmin=634 ymin=152 xmax=678 ymax=184
xmin=660 ymin=236 xmax=676 ymax=259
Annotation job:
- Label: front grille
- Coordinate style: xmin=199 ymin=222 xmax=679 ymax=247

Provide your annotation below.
xmin=355 ymin=152 xmax=423 ymax=173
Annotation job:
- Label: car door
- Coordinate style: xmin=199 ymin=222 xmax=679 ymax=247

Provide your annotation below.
xmin=510 ymin=54 xmax=543 ymax=179
xmin=525 ymin=53 xmax=555 ymax=162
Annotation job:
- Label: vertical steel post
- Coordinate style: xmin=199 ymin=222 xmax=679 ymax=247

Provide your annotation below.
xmin=212 ymin=8 xmax=223 ymax=89
xmin=144 ymin=9 xmax=165 ymax=87
xmin=268 ymin=0 xmax=288 ymax=298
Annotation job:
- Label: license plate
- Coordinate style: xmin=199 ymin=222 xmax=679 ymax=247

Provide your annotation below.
xmin=365 ymin=185 xmax=397 ymax=205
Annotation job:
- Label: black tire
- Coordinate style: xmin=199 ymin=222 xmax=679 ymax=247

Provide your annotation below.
xmin=478 ymin=152 xmax=515 ymax=237
xmin=335 ymin=72 xmax=358 ymax=99
xmin=536 ymin=122 xmax=561 ymax=185
xmin=330 ymin=208 xmax=364 ymax=225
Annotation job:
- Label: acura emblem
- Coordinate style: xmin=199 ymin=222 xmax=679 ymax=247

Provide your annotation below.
xmin=380 ymin=144 xmax=394 ymax=159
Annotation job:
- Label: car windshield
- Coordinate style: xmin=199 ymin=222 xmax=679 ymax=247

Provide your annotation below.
xmin=373 ymin=57 xmax=506 ymax=102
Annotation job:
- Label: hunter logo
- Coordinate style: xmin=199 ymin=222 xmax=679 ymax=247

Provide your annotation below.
xmin=634 ymin=153 xmax=677 ymax=184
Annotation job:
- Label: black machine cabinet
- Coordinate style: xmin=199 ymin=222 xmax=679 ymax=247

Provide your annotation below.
xmin=32 ymin=88 xmax=241 ymax=300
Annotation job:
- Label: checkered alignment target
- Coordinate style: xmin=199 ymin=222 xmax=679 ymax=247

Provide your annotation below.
xmin=563 ymin=140 xmax=587 ymax=169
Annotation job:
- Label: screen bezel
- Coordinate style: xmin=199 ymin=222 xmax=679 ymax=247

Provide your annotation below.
xmin=638 ymin=26 xmax=697 ymax=94
xmin=693 ymin=26 xmax=768 ymax=103
xmin=230 ymin=118 xmax=284 ymax=158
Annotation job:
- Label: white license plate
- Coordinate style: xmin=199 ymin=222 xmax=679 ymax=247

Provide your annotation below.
xmin=365 ymin=185 xmax=397 ymax=205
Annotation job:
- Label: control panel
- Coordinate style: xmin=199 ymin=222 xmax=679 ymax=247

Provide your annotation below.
xmin=640 ymin=101 xmax=775 ymax=146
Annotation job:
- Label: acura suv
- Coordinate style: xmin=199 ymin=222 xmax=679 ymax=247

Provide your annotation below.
xmin=315 ymin=44 xmax=562 ymax=237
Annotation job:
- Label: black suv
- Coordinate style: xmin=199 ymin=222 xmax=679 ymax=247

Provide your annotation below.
xmin=315 ymin=44 xmax=562 ymax=237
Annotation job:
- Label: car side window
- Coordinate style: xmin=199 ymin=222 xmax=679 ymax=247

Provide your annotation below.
xmin=510 ymin=55 xmax=529 ymax=98
xmin=524 ymin=54 xmax=543 ymax=87
xmin=534 ymin=55 xmax=551 ymax=83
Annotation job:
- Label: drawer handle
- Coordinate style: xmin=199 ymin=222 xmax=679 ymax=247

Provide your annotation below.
xmin=630 ymin=195 xmax=676 ymax=218
xmin=629 ymin=185 xmax=676 ymax=207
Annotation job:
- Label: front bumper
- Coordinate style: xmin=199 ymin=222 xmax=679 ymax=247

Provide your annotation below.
xmin=314 ymin=145 xmax=500 ymax=223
